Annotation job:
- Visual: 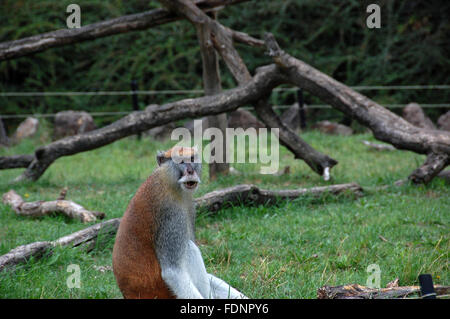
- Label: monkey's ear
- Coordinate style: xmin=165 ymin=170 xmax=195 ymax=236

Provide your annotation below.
xmin=156 ymin=151 xmax=168 ymax=166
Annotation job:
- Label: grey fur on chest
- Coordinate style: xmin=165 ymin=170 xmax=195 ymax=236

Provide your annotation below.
xmin=155 ymin=203 xmax=195 ymax=266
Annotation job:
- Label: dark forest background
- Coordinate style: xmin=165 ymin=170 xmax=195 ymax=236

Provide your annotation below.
xmin=0 ymin=0 xmax=449 ymax=129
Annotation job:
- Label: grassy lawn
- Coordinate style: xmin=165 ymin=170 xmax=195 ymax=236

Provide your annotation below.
xmin=0 ymin=125 xmax=448 ymax=298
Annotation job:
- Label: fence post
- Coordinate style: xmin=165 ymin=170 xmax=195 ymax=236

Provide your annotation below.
xmin=418 ymin=274 xmax=436 ymax=299
xmin=297 ymin=89 xmax=306 ymax=130
xmin=131 ymin=79 xmax=141 ymax=140
xmin=0 ymin=116 xmax=10 ymax=146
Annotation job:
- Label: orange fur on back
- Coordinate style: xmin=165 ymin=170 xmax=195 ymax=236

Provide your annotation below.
xmin=112 ymin=168 xmax=175 ymax=299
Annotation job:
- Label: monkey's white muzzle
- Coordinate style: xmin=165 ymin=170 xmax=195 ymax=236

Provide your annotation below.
xmin=178 ymin=175 xmax=200 ymax=190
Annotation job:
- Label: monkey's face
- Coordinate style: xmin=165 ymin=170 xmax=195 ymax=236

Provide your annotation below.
xmin=176 ymin=158 xmax=201 ymax=192
xmin=157 ymin=147 xmax=202 ymax=192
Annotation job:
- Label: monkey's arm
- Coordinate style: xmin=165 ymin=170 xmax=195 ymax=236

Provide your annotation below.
xmin=156 ymin=212 xmax=204 ymax=299
xmin=160 ymin=266 xmax=204 ymax=298
xmin=207 ymin=274 xmax=248 ymax=299
xmin=187 ymin=240 xmax=248 ymax=299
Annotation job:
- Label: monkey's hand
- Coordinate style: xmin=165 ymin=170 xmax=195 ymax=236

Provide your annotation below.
xmin=208 ymin=274 xmax=249 ymax=299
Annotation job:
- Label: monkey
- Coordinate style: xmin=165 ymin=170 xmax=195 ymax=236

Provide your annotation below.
xmin=112 ymin=146 xmax=246 ymax=299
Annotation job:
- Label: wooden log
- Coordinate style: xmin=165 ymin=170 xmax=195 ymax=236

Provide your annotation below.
xmin=317 ymin=284 xmax=450 ymax=299
xmin=0 ymin=154 xmax=35 ymax=169
xmin=0 ymin=218 xmax=120 ymax=272
xmin=409 ymin=153 xmax=450 ymax=184
xmin=0 ymin=241 xmax=53 ymax=272
xmin=0 ymin=0 xmax=250 ymax=61
xmin=0 ymin=182 xmax=362 ymax=271
xmin=194 ymin=182 xmax=363 ymax=213
xmin=2 ymin=190 xmax=104 ymax=223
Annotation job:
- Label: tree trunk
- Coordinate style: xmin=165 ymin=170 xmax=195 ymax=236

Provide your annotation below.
xmin=0 ymin=117 xmax=10 ymax=146
xmin=196 ymin=11 xmax=229 ymax=180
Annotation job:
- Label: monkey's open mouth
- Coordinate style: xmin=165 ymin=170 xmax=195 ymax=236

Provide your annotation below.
xmin=184 ymin=181 xmax=198 ymax=189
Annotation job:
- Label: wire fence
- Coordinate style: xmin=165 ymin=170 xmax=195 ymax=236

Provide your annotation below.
xmin=1 ymin=85 xmax=449 ymax=119
xmin=1 ymin=85 xmax=450 ymax=97
xmin=2 ymin=104 xmax=450 ymax=119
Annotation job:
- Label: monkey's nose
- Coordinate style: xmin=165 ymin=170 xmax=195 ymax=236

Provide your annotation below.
xmin=186 ymin=164 xmax=194 ymax=175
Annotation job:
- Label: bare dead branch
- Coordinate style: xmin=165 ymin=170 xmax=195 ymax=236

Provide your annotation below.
xmin=409 ymin=153 xmax=450 ymax=184
xmin=0 ymin=218 xmax=120 ymax=272
xmin=0 ymin=154 xmax=35 ymax=169
xmin=0 ymin=0 xmax=249 ymax=61
xmin=231 ymin=30 xmax=265 ymax=47
xmin=317 ymin=284 xmax=450 ymax=299
xmin=2 ymin=190 xmax=104 ymax=223
xmin=194 ymin=182 xmax=363 ymax=213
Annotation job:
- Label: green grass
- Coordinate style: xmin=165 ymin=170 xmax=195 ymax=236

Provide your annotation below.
xmin=0 ymin=126 xmax=448 ymax=298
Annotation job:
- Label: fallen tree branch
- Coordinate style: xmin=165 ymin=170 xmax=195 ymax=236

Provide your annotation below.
xmin=317 ymin=284 xmax=450 ymax=299
xmin=0 ymin=182 xmax=362 ymax=271
xmin=231 ymin=30 xmax=265 ymax=48
xmin=408 ymin=153 xmax=450 ymax=184
xmin=0 ymin=154 xmax=35 ymax=169
xmin=0 ymin=0 xmax=249 ymax=61
xmin=0 ymin=218 xmax=120 ymax=272
xmin=2 ymin=190 xmax=104 ymax=223
xmin=194 ymin=182 xmax=363 ymax=213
